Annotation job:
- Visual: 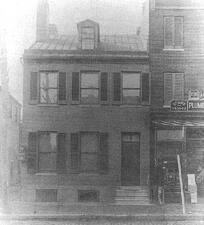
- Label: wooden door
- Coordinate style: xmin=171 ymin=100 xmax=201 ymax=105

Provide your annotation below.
xmin=121 ymin=133 xmax=140 ymax=186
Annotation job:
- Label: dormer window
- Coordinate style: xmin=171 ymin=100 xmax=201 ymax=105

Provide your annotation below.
xmin=81 ymin=27 xmax=95 ymax=49
xmin=77 ymin=19 xmax=100 ymax=50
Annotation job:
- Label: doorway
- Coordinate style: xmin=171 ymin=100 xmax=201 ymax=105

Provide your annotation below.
xmin=121 ymin=133 xmax=140 ymax=186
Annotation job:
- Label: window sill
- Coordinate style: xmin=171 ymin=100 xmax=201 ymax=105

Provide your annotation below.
xmin=119 ymin=104 xmax=150 ymax=107
xmin=38 ymin=104 xmax=59 ymax=107
xmin=163 ymin=48 xmax=184 ymax=52
xmin=35 ymin=172 xmax=57 ymax=176
xmin=78 ymin=172 xmax=101 ymax=176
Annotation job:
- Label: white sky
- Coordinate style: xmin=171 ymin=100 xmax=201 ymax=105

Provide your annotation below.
xmin=0 ymin=0 xmax=144 ymax=102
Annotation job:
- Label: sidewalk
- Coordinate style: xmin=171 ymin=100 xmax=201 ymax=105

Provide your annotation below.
xmin=0 ymin=203 xmax=204 ymax=222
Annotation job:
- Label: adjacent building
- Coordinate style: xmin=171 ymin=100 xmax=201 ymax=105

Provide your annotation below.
xmin=0 ymin=33 xmax=21 ymax=212
xmin=20 ymin=0 xmax=151 ymax=210
xmin=149 ymin=0 xmax=204 ymax=203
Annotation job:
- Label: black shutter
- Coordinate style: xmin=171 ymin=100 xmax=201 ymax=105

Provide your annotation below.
xmin=142 ymin=73 xmax=150 ymax=104
xmin=72 ymin=72 xmax=80 ymax=103
xmin=57 ymin=133 xmax=66 ymax=173
xmin=98 ymin=133 xmax=109 ymax=174
xmin=58 ymin=72 xmax=67 ymax=104
xmin=113 ymin=73 xmax=121 ymax=104
xmin=71 ymin=133 xmax=80 ymax=172
xmin=30 ymin=72 xmax=38 ymax=103
xmin=27 ymin=132 xmax=37 ymax=174
xmin=100 ymin=72 xmax=108 ymax=103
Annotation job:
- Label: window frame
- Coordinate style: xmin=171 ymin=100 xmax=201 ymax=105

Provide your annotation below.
xmin=37 ymin=131 xmax=58 ymax=173
xmin=39 ymin=71 xmax=59 ymax=105
xmin=80 ymin=71 xmax=100 ymax=104
xmin=80 ymin=131 xmax=99 ymax=173
xmin=163 ymin=72 xmax=184 ymax=107
xmin=121 ymin=72 xmax=141 ymax=105
xmin=163 ymin=16 xmax=184 ymax=50
xmin=81 ymin=26 xmax=95 ymax=50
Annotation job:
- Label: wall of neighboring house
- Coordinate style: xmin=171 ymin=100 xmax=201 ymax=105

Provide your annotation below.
xmin=21 ymin=59 xmax=150 ymax=204
xmin=149 ymin=0 xmax=204 ymax=108
xmin=0 ymin=34 xmax=21 ymax=209
xmin=7 ymin=97 xmax=21 ymax=186
xmin=149 ymin=0 xmax=204 ymax=202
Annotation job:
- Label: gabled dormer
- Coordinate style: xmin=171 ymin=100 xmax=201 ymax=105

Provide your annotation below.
xmin=77 ymin=19 xmax=100 ymax=50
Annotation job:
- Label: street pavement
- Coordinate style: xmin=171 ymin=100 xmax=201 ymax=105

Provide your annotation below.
xmin=1 ymin=203 xmax=204 ymax=225
xmin=1 ymin=220 xmax=204 ymax=225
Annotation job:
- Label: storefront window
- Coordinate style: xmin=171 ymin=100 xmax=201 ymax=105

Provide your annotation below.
xmin=157 ymin=129 xmax=183 ymax=141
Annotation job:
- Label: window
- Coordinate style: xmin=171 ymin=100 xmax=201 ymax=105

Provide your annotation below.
xmin=81 ymin=72 xmax=99 ymax=104
xmin=80 ymin=133 xmax=98 ymax=172
xmin=36 ymin=189 xmax=57 ymax=202
xmin=70 ymin=132 xmax=108 ymax=173
xmin=81 ymin=27 xmax=95 ymax=49
xmin=157 ymin=129 xmax=183 ymax=141
xmin=164 ymin=73 xmax=184 ymax=107
xmin=164 ymin=17 xmax=183 ymax=49
xmin=38 ymin=132 xmax=57 ymax=172
xmin=40 ymin=72 xmax=58 ymax=104
xmin=122 ymin=72 xmax=141 ymax=104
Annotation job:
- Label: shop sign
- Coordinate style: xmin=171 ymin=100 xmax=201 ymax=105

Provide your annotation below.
xmin=188 ymin=100 xmax=204 ymax=111
xmin=171 ymin=100 xmax=187 ymax=111
xmin=188 ymin=89 xmax=200 ymax=100
xmin=187 ymin=174 xmax=197 ymax=204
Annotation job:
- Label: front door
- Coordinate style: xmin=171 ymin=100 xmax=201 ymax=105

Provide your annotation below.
xmin=121 ymin=133 xmax=140 ymax=186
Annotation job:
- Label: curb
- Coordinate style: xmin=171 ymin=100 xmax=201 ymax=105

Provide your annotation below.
xmin=0 ymin=214 xmax=204 ymax=221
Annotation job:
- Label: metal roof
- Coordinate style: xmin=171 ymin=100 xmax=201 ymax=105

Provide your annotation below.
xmin=29 ymin=34 xmax=147 ymax=52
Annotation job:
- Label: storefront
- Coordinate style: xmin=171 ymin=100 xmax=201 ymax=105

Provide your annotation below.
xmin=151 ymin=114 xmax=204 ymax=204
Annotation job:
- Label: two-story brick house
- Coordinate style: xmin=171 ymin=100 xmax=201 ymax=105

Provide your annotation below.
xmin=20 ymin=0 xmax=151 ymax=210
xmin=149 ymin=0 xmax=204 ymax=203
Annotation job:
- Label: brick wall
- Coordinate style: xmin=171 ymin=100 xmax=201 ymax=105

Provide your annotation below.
xmin=149 ymin=6 xmax=204 ymax=108
xmin=21 ymin=60 xmax=150 ymax=203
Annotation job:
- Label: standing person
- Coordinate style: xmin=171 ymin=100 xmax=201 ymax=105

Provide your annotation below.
xmin=157 ymin=160 xmax=164 ymax=204
xmin=196 ymin=165 xmax=204 ymax=185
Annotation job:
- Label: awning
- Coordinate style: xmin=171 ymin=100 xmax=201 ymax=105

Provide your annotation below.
xmin=152 ymin=119 xmax=204 ymax=127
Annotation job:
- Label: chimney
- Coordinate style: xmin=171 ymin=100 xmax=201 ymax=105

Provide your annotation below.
xmin=36 ymin=0 xmax=49 ymax=41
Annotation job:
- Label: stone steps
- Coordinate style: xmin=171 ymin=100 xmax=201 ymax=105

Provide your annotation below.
xmin=115 ymin=186 xmax=151 ymax=205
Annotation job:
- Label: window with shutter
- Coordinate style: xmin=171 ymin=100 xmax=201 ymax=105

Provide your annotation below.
xmin=98 ymin=133 xmax=109 ymax=174
xmin=80 ymin=132 xmax=98 ymax=172
xmin=71 ymin=133 xmax=80 ymax=172
xmin=164 ymin=73 xmax=184 ymax=107
xmin=57 ymin=133 xmax=66 ymax=173
xmin=39 ymin=72 xmax=58 ymax=104
xmin=164 ymin=16 xmax=183 ymax=49
xmin=164 ymin=17 xmax=174 ymax=49
xmin=58 ymin=72 xmax=67 ymax=104
xmin=72 ymin=72 xmax=80 ymax=103
xmin=71 ymin=132 xmax=109 ymax=174
xmin=142 ymin=73 xmax=150 ymax=104
xmin=113 ymin=73 xmax=121 ymax=103
xmin=27 ymin=132 xmax=37 ymax=174
xmin=122 ymin=72 xmax=141 ymax=105
xmin=174 ymin=17 xmax=184 ymax=48
xmin=38 ymin=132 xmax=57 ymax=172
xmin=81 ymin=72 xmax=99 ymax=104
xmin=30 ymin=72 xmax=38 ymax=103
xmin=100 ymin=72 xmax=108 ymax=103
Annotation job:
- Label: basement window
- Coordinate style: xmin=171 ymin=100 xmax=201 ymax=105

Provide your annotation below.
xmin=78 ymin=190 xmax=99 ymax=202
xmin=36 ymin=189 xmax=57 ymax=202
